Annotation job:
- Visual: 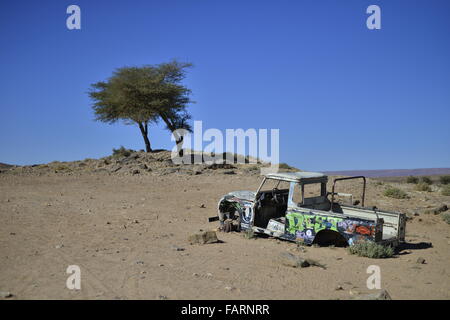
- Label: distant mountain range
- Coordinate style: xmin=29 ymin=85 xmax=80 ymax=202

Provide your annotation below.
xmin=323 ymin=168 xmax=450 ymax=178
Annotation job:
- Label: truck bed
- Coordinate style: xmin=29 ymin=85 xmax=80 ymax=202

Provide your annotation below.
xmin=339 ymin=205 xmax=406 ymax=245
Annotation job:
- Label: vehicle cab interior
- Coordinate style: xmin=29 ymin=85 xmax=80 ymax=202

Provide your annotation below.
xmin=253 ymin=172 xmax=331 ymax=228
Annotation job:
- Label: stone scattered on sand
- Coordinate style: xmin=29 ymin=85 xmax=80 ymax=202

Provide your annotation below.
xmin=349 ymin=289 xmax=360 ymax=296
xmin=307 ymin=259 xmax=327 ymax=269
xmin=416 ymin=257 xmax=426 ymax=264
xmin=199 ymin=204 xmax=206 ymax=208
xmin=110 ymin=165 xmax=122 ymax=173
xmin=424 ymin=205 xmax=448 ymax=215
xmin=188 ymin=231 xmax=219 ymax=245
xmin=352 ymin=289 xmax=392 ymax=300
xmin=278 ymin=252 xmax=310 ymax=268
xmin=0 ymin=291 xmax=13 ymax=298
xmin=278 ymin=253 xmax=327 ymax=269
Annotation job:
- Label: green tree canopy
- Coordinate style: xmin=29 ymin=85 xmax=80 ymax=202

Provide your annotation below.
xmin=88 ymin=60 xmax=193 ymax=152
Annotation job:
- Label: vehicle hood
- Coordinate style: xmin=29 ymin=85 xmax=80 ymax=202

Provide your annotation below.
xmin=223 ymin=190 xmax=256 ymax=202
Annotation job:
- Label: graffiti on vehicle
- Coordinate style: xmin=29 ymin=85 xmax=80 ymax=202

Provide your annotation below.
xmin=285 ymin=210 xmax=376 ymax=245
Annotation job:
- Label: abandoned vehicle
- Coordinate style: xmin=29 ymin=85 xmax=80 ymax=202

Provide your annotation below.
xmin=211 ymin=172 xmax=406 ymax=247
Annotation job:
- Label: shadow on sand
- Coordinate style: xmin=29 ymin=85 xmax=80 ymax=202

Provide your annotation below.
xmin=396 ymin=241 xmax=433 ymax=254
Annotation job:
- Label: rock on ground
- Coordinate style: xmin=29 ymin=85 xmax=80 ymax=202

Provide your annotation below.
xmin=0 ymin=291 xmax=13 ymax=298
xmin=278 ymin=252 xmax=310 ymax=268
xmin=352 ymin=289 xmax=392 ymax=300
xmin=416 ymin=257 xmax=426 ymax=264
xmin=188 ymin=231 xmax=219 ymax=245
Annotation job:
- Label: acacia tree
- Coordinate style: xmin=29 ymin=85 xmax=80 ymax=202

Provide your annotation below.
xmin=88 ymin=61 xmax=193 ymax=152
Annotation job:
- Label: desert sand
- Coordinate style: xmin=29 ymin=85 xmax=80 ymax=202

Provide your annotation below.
xmin=0 ymin=151 xmax=449 ymax=299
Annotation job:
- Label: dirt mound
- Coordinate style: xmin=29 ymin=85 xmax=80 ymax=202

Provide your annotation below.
xmin=0 ymin=150 xmax=270 ymax=177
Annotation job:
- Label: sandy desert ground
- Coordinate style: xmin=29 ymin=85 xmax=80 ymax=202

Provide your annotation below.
xmin=0 ymin=152 xmax=449 ymax=300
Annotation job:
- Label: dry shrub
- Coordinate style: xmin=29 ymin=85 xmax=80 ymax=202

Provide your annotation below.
xmin=348 ymin=241 xmax=394 ymax=259
xmin=384 ymin=187 xmax=409 ymax=199
xmin=415 ymin=182 xmax=432 ymax=192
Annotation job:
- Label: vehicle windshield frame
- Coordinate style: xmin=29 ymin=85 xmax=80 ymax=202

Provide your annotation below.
xmin=288 ymin=181 xmax=328 ymax=208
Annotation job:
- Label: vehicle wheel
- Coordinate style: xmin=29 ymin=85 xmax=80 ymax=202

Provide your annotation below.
xmin=313 ymin=230 xmax=348 ymax=247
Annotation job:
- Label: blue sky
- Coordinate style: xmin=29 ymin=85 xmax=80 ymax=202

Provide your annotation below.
xmin=0 ymin=0 xmax=449 ymax=171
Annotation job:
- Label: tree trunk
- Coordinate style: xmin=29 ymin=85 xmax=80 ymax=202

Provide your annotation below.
xmin=160 ymin=114 xmax=184 ymax=157
xmin=138 ymin=122 xmax=152 ymax=152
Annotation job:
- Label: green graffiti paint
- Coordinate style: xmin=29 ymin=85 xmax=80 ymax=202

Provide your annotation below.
xmin=287 ymin=211 xmax=342 ymax=233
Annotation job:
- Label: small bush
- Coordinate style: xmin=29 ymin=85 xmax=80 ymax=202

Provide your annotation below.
xmin=348 ymin=241 xmax=394 ymax=259
xmin=242 ymin=229 xmax=256 ymax=239
xmin=384 ymin=187 xmax=409 ymax=199
xmin=441 ymin=212 xmax=450 ymax=224
xmin=442 ymin=185 xmax=450 ymax=196
xmin=439 ymin=176 xmax=450 ymax=185
xmin=406 ymin=176 xmax=419 ymax=184
xmin=112 ymin=146 xmax=133 ymax=158
xmin=421 ymin=176 xmax=432 ymax=185
xmin=415 ymin=182 xmax=432 ymax=192
xmin=278 ymin=163 xmax=297 ymax=170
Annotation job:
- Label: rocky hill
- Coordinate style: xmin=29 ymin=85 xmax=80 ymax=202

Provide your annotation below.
xmin=0 ymin=150 xmax=270 ymax=177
